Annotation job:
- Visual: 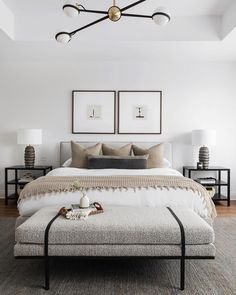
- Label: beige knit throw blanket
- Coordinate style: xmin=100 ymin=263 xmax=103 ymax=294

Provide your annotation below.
xmin=19 ymin=175 xmax=216 ymax=218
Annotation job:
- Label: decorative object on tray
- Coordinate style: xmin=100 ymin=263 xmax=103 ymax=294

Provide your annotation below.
xmin=118 ymin=91 xmax=162 ymax=134
xmin=79 ymin=193 xmax=90 ymax=208
xmin=72 ymin=90 xmax=116 ymax=134
xmin=17 ymin=129 xmax=42 ymax=168
xmin=192 ymin=129 xmax=216 ymax=169
xmin=196 ymin=177 xmax=216 ymax=184
xmin=59 ymin=202 xmax=103 ymax=220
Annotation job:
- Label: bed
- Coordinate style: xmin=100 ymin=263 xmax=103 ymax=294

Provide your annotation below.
xmin=17 ymin=142 xmax=216 ymax=223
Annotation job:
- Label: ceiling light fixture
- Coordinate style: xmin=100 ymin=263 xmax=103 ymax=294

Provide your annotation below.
xmin=55 ymin=0 xmax=171 ymax=43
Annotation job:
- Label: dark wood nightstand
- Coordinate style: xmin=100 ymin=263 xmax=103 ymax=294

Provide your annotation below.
xmin=183 ymin=166 xmax=230 ymax=206
xmin=5 ymin=165 xmax=53 ymax=205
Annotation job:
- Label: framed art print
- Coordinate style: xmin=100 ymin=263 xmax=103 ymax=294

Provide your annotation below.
xmin=118 ymin=91 xmax=162 ymax=134
xmin=72 ymin=90 xmax=116 ymax=134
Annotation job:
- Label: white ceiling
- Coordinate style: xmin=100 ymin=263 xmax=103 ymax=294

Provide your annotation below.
xmin=3 ymin=0 xmax=233 ymax=15
xmin=1 ymin=0 xmax=236 ymax=62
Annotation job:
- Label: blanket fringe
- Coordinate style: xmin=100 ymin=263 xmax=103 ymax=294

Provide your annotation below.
xmin=18 ymin=175 xmax=217 ymax=219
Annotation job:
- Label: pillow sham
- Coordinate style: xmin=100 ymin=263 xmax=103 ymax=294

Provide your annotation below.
xmin=87 ymin=155 xmax=149 ymax=169
xmin=102 ymin=144 xmax=132 ymax=156
xmin=70 ymin=141 xmax=102 ymax=168
xmin=132 ymin=143 xmax=164 ymax=168
xmin=163 ymin=158 xmax=171 ymax=168
xmin=62 ymin=158 xmax=72 ymax=167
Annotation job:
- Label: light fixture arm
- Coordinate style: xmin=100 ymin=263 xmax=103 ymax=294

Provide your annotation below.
xmin=75 ymin=0 xmax=148 ymax=16
xmin=68 ymin=0 xmax=148 ymax=37
xmin=70 ymin=15 xmax=109 ymax=36
xmin=121 ymin=13 xmax=152 ymax=19
xmin=78 ymin=9 xmax=108 ymax=15
xmin=121 ymin=0 xmax=147 ymax=12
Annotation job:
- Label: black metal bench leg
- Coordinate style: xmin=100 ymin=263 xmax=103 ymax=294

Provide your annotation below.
xmin=44 ymin=213 xmax=60 ymax=290
xmin=180 ymin=258 xmax=185 ymax=290
xmin=44 ymin=256 xmax=50 ymax=290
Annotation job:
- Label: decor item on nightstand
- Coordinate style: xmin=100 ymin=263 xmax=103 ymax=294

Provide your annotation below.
xmin=17 ymin=129 xmax=42 ymax=168
xmin=192 ymin=129 xmax=216 ymax=169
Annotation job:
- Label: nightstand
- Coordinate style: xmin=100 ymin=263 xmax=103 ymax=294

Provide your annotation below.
xmin=183 ymin=166 xmax=230 ymax=206
xmin=5 ymin=165 xmax=53 ymax=205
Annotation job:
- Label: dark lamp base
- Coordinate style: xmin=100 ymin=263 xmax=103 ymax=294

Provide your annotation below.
xmin=24 ymin=145 xmax=35 ymax=168
xmin=199 ymin=146 xmax=209 ymax=169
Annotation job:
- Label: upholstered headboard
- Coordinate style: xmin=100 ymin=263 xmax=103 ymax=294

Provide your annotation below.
xmin=60 ymin=142 xmax=173 ymax=166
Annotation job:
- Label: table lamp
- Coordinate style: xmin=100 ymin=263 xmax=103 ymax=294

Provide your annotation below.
xmin=17 ymin=129 xmax=42 ymax=168
xmin=192 ymin=129 xmax=216 ymax=169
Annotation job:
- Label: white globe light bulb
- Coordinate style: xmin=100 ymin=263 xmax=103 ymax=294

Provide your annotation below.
xmin=152 ymin=7 xmax=170 ymax=26
xmin=55 ymin=32 xmax=71 ymax=44
xmin=63 ymin=4 xmax=79 ymax=17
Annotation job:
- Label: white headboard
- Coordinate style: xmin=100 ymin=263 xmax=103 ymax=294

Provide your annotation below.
xmin=60 ymin=142 xmax=172 ymax=166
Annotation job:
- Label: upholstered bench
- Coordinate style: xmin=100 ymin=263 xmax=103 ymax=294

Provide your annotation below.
xmin=14 ymin=206 xmax=215 ymax=290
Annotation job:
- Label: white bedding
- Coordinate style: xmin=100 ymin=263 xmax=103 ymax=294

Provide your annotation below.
xmin=18 ymin=167 xmax=211 ymax=220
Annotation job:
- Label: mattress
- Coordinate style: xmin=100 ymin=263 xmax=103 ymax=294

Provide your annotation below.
xmin=17 ymin=167 xmax=213 ymax=221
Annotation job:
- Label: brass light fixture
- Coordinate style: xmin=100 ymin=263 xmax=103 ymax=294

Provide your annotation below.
xmin=55 ymin=0 xmax=171 ymax=43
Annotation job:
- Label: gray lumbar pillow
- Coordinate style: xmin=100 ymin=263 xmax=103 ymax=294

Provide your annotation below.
xmin=87 ymin=155 xmax=149 ymax=169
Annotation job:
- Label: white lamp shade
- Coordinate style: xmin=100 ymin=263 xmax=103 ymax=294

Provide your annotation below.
xmin=17 ymin=129 xmax=42 ymax=145
xmin=63 ymin=5 xmax=79 ymax=17
xmin=55 ymin=32 xmax=71 ymax=44
xmin=153 ymin=7 xmax=170 ymax=26
xmin=192 ymin=129 xmax=216 ymax=146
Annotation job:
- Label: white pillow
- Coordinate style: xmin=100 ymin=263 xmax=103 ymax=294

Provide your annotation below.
xmin=62 ymin=158 xmax=72 ymax=167
xmin=62 ymin=157 xmax=171 ymax=168
xmin=162 ymin=158 xmax=172 ymax=168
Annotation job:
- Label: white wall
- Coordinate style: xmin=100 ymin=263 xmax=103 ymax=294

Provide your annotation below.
xmin=0 ymin=0 xmax=14 ymax=40
xmin=0 ymin=61 xmax=236 ymax=198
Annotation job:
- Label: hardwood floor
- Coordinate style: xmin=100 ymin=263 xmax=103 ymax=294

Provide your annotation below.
xmin=0 ymin=199 xmax=236 ymax=218
xmin=0 ymin=199 xmax=19 ymax=217
xmin=214 ymin=201 xmax=236 ymax=217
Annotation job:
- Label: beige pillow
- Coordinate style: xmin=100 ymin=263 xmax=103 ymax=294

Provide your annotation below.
xmin=102 ymin=144 xmax=132 ymax=156
xmin=70 ymin=141 xmax=102 ymax=168
xmin=132 ymin=143 xmax=164 ymax=168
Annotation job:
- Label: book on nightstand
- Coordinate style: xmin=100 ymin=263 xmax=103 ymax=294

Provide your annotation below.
xmin=196 ymin=177 xmax=216 ymax=184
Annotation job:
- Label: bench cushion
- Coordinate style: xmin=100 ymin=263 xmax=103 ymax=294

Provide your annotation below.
xmin=15 ymin=206 xmax=214 ymax=246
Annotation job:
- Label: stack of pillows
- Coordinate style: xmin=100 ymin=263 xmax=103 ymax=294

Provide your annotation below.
xmin=63 ymin=141 xmax=170 ymax=170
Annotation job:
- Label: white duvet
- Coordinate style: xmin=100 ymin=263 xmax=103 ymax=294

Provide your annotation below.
xmin=18 ymin=167 xmax=211 ymax=220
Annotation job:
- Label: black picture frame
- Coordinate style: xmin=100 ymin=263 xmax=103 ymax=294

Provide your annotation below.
xmin=118 ymin=90 xmax=162 ymax=134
